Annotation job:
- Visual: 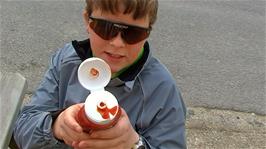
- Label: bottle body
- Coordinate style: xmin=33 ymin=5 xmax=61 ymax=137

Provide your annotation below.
xmin=76 ymin=105 xmax=121 ymax=133
xmin=76 ymin=90 xmax=121 ymax=133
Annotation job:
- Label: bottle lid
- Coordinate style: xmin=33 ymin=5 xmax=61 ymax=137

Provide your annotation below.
xmin=78 ymin=57 xmax=111 ymax=91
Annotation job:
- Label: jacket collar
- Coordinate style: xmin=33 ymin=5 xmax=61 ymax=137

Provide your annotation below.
xmin=72 ymin=39 xmax=151 ymax=88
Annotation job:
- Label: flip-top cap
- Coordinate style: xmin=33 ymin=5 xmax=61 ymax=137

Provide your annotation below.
xmin=84 ymin=90 xmax=119 ymax=124
xmin=78 ymin=57 xmax=111 ymax=91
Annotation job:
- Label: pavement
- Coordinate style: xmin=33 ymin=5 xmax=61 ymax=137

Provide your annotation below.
xmin=186 ymin=107 xmax=266 ymax=149
xmin=22 ymin=94 xmax=266 ymax=149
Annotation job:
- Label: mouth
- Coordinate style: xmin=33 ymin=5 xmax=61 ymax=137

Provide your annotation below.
xmin=104 ymin=51 xmax=125 ymax=59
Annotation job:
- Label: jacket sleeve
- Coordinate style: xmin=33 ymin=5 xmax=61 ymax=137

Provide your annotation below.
xmin=13 ymin=48 xmax=70 ymax=149
xmin=140 ymin=83 xmax=187 ymax=149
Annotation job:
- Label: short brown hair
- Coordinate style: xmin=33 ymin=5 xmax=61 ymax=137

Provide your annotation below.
xmin=85 ymin=0 xmax=158 ymax=26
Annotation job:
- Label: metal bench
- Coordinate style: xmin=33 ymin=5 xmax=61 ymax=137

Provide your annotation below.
xmin=0 ymin=72 xmax=27 ymax=149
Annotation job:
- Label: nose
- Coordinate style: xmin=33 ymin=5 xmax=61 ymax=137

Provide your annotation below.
xmin=109 ymin=33 xmax=126 ymax=48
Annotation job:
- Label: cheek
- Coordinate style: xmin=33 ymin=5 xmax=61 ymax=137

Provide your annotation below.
xmin=127 ymin=42 xmax=145 ymax=62
xmin=86 ymin=24 xmax=90 ymax=33
xmin=128 ymin=50 xmax=140 ymax=59
xmin=87 ymin=25 xmax=98 ymax=42
xmin=129 ymin=41 xmax=146 ymax=56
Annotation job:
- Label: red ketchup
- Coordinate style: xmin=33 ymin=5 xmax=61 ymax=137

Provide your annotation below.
xmin=76 ymin=57 xmax=121 ymax=133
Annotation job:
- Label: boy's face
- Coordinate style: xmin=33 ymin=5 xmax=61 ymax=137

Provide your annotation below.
xmin=84 ymin=9 xmax=150 ymax=74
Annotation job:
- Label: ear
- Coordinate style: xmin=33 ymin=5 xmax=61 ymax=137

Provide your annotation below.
xmin=83 ymin=10 xmax=90 ymax=33
xmin=83 ymin=10 xmax=89 ymax=26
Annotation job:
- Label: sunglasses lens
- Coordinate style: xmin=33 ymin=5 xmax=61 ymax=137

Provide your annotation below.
xmin=90 ymin=17 xmax=150 ymax=44
xmin=123 ymin=27 xmax=150 ymax=44
xmin=90 ymin=19 xmax=118 ymax=40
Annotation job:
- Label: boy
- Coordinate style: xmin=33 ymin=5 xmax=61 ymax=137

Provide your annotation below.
xmin=14 ymin=0 xmax=187 ymax=148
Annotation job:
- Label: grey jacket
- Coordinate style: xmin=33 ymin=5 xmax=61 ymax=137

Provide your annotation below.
xmin=14 ymin=39 xmax=187 ymax=149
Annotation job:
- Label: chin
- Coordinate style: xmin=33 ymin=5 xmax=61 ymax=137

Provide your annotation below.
xmin=110 ymin=68 xmax=119 ymax=74
xmin=110 ymin=66 xmax=122 ymax=74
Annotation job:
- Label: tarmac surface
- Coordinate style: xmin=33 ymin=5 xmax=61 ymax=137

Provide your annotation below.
xmin=1 ymin=1 xmax=265 ymax=115
xmin=1 ymin=0 xmax=266 ymax=148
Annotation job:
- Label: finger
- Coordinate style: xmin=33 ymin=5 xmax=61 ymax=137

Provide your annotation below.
xmin=60 ymin=122 xmax=92 ymax=144
xmin=60 ymin=122 xmax=81 ymax=142
xmin=65 ymin=117 xmax=83 ymax=133
xmin=61 ymin=135 xmax=73 ymax=146
xmin=89 ymin=120 xmax=123 ymax=139
xmin=89 ymin=108 xmax=128 ymax=139
xmin=72 ymin=141 xmax=80 ymax=148
xmin=64 ymin=104 xmax=84 ymax=132
xmin=77 ymin=137 xmax=122 ymax=149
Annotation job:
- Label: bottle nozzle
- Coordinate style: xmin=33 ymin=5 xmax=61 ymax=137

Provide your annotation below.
xmin=89 ymin=68 xmax=99 ymax=78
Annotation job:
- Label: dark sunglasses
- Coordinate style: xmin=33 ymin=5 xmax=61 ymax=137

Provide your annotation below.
xmin=89 ymin=16 xmax=151 ymax=44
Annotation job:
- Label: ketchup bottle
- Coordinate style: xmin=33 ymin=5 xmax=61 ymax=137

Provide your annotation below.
xmin=76 ymin=58 xmax=121 ymax=133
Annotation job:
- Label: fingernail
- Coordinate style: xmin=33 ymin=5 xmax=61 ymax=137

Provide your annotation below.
xmin=72 ymin=141 xmax=79 ymax=147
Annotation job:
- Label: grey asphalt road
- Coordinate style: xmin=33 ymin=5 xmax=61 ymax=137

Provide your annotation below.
xmin=1 ymin=1 xmax=265 ymax=115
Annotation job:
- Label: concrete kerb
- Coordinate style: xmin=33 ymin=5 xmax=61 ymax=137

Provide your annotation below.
xmin=186 ymin=107 xmax=266 ymax=133
xmin=186 ymin=107 xmax=266 ymax=148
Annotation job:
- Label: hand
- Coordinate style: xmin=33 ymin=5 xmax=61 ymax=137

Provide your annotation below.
xmin=52 ymin=103 xmax=91 ymax=146
xmin=73 ymin=108 xmax=139 ymax=149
